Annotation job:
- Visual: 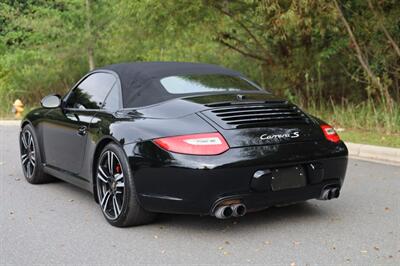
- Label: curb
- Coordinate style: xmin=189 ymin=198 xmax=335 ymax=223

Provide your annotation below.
xmin=0 ymin=120 xmax=21 ymax=125
xmin=346 ymin=142 xmax=400 ymax=166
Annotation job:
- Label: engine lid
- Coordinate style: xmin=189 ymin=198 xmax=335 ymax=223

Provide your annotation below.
xmin=210 ymin=124 xmax=324 ymax=147
xmin=198 ymin=101 xmax=324 ymax=147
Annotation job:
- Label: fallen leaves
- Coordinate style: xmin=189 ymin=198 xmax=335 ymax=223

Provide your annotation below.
xmin=218 ymin=240 xmax=232 ymax=255
xmin=218 ymin=246 xmax=230 ymax=256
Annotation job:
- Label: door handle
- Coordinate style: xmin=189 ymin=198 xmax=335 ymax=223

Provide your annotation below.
xmin=78 ymin=126 xmax=87 ymax=136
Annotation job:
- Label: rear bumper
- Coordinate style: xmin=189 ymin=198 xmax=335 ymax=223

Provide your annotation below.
xmin=124 ymin=140 xmax=348 ymax=215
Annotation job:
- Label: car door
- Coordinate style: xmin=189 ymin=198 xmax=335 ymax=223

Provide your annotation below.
xmin=41 ymin=72 xmax=117 ymax=175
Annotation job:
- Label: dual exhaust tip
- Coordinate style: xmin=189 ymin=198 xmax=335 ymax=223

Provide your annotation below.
xmin=214 ymin=203 xmax=246 ymax=219
xmin=215 ymin=186 xmax=340 ymax=218
xmin=319 ymin=187 xmax=340 ymax=200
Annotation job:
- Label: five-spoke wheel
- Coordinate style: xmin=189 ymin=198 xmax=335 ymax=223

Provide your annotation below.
xmin=96 ymin=143 xmax=156 ymax=227
xmin=97 ymin=150 xmax=125 ymax=220
xmin=20 ymin=129 xmax=36 ymax=178
xmin=20 ymin=125 xmax=53 ymax=184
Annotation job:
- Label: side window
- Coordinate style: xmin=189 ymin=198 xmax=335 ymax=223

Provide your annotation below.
xmin=65 ymin=73 xmax=116 ymax=109
xmin=103 ymin=83 xmax=121 ymax=111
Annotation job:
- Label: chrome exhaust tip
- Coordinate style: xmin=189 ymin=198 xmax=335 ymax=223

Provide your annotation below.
xmin=231 ymin=203 xmax=247 ymax=217
xmin=214 ymin=205 xmax=233 ymax=219
xmin=319 ymin=189 xmax=330 ymax=200
xmin=330 ymin=187 xmax=340 ymax=199
xmin=319 ymin=187 xmax=340 ymax=200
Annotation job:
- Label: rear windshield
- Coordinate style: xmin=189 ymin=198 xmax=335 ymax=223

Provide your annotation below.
xmin=160 ymin=74 xmax=261 ymax=94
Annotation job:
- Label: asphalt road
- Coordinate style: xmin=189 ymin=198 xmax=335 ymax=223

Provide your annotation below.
xmin=1 ymin=124 xmax=399 ymax=265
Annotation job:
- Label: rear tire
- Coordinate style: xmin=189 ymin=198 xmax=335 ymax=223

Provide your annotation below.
xmin=96 ymin=143 xmax=156 ymax=227
xmin=20 ymin=124 xmax=54 ymax=184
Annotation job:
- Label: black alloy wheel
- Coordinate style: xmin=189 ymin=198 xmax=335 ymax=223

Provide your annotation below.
xmin=96 ymin=143 xmax=156 ymax=227
xmin=20 ymin=125 xmax=53 ymax=184
xmin=97 ymin=150 xmax=125 ymax=220
xmin=20 ymin=129 xmax=36 ymax=178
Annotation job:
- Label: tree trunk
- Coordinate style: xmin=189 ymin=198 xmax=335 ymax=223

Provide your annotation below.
xmin=86 ymin=0 xmax=95 ymax=70
xmin=395 ymin=74 xmax=400 ymax=103
xmin=88 ymin=46 xmax=95 ymax=71
xmin=333 ymin=0 xmax=391 ymax=105
xmin=367 ymin=0 xmax=400 ymax=58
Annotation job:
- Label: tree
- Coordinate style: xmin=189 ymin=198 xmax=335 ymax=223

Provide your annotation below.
xmin=0 ymin=0 xmax=115 ymax=106
xmin=333 ymin=0 xmax=399 ymax=108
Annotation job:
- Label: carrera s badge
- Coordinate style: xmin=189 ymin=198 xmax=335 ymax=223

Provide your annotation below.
xmin=260 ymin=131 xmax=300 ymax=141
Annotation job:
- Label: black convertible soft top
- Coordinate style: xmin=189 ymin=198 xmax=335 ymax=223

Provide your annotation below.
xmin=98 ymin=62 xmax=243 ymax=108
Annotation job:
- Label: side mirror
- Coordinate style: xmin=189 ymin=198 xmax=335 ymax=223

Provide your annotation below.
xmin=41 ymin=94 xmax=61 ymax=109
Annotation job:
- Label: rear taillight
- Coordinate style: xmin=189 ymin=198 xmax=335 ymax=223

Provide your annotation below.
xmin=320 ymin=124 xmax=340 ymax=143
xmin=153 ymin=132 xmax=229 ymax=155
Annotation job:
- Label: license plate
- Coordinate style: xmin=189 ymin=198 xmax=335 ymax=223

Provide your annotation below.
xmin=270 ymin=166 xmax=307 ymax=191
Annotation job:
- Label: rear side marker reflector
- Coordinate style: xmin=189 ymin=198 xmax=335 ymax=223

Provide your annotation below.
xmin=153 ymin=133 xmax=229 ymax=155
xmin=320 ymin=124 xmax=341 ymax=143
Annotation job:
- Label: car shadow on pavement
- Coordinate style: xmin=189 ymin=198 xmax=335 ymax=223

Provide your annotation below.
xmin=154 ymin=202 xmax=330 ymax=232
xmin=31 ymin=178 xmax=333 ymax=231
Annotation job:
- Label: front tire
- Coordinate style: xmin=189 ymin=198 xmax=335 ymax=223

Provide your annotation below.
xmin=96 ymin=143 xmax=156 ymax=227
xmin=20 ymin=124 xmax=53 ymax=184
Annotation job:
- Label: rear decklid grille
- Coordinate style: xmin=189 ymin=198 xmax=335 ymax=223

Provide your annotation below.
xmin=202 ymin=102 xmax=310 ymax=130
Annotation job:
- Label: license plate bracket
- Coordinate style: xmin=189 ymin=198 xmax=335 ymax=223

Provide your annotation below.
xmin=270 ymin=166 xmax=307 ymax=191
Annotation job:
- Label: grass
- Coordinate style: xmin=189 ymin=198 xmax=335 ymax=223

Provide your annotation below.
xmin=303 ymin=100 xmax=400 ymax=148
xmin=0 ymin=104 xmax=37 ymax=120
xmin=338 ymin=129 xmax=400 ymax=148
xmin=304 ymin=100 xmax=400 ymax=134
xmin=0 ymin=114 xmax=18 ymax=120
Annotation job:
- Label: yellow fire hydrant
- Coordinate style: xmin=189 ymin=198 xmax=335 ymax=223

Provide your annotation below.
xmin=12 ymin=99 xmax=24 ymax=119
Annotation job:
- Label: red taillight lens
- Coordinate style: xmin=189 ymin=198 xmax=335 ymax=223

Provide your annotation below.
xmin=153 ymin=132 xmax=229 ymax=155
xmin=320 ymin=124 xmax=340 ymax=143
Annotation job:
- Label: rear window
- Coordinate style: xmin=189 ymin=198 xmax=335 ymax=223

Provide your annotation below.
xmin=160 ymin=74 xmax=260 ymax=94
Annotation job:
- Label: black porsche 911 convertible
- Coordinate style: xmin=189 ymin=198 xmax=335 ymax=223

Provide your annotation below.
xmin=20 ymin=62 xmax=348 ymax=227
